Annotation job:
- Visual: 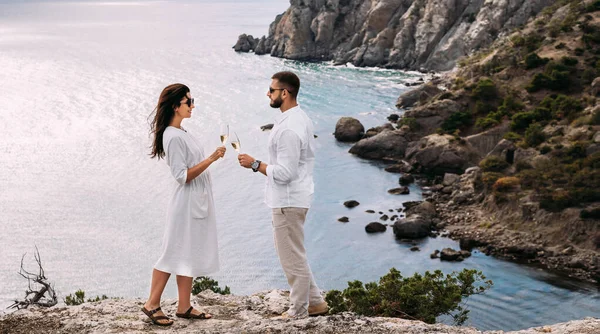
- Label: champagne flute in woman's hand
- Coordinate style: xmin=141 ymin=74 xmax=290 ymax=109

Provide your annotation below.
xmin=220 ymin=124 xmax=229 ymax=145
xmin=231 ymin=132 xmax=241 ymax=153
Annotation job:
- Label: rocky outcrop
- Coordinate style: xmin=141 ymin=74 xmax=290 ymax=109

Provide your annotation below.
xmin=396 ymin=83 xmax=443 ymax=109
xmin=234 ymin=0 xmax=554 ymax=72
xmin=349 ymin=129 xmax=409 ymax=160
xmin=402 ymin=99 xmax=464 ymax=136
xmin=425 ymin=169 xmax=600 ymax=283
xmin=2 ymin=290 xmax=599 ymax=334
xmin=366 ymin=222 xmax=387 ymax=233
xmin=405 ymin=134 xmax=481 ymax=175
xmin=335 ymin=117 xmax=365 ymax=142
xmin=233 ymin=34 xmax=259 ymax=52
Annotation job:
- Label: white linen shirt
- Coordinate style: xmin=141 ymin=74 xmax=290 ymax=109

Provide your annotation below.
xmin=265 ymin=105 xmax=315 ymax=208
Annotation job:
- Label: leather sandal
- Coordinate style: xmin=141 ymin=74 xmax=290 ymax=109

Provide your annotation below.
xmin=141 ymin=306 xmax=173 ymax=326
xmin=175 ymin=306 xmax=212 ymax=320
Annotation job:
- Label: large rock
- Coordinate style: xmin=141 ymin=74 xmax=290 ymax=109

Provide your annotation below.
xmin=334 ymin=117 xmax=365 ymax=142
xmin=405 ymin=134 xmax=481 ymax=175
xmin=365 ymin=222 xmax=387 ymax=233
xmin=396 ymin=83 xmax=443 ymax=109
xmin=466 ymin=121 xmax=511 ymax=158
xmin=402 ymin=100 xmax=463 ymax=136
xmin=405 ymin=200 xmax=437 ymax=219
xmin=235 ymin=0 xmax=553 ymax=72
xmin=364 ymin=123 xmax=394 ymax=138
xmin=349 ymin=129 xmax=409 ymax=160
xmin=392 ymin=215 xmax=432 ymax=239
xmin=233 ymin=34 xmax=259 ymax=52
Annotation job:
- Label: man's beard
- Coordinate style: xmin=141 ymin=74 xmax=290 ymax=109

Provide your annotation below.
xmin=270 ymin=97 xmax=283 ymax=108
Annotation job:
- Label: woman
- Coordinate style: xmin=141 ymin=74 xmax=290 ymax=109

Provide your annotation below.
xmin=142 ymin=83 xmax=226 ymax=326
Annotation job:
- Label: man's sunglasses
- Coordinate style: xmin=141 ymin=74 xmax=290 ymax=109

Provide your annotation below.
xmin=181 ymin=98 xmax=194 ymax=107
xmin=269 ymin=87 xmax=286 ymax=94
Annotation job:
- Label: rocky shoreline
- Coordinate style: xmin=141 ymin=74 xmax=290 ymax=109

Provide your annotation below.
xmin=1 ymin=290 xmax=599 ymax=334
xmin=423 ymin=168 xmax=600 ymax=283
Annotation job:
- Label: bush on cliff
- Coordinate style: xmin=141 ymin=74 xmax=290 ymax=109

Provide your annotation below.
xmin=524 ymin=123 xmax=546 ymax=147
xmin=325 ymin=268 xmax=492 ymax=325
xmin=192 ymin=277 xmax=230 ymax=295
xmin=441 ymin=111 xmax=473 ymax=133
xmin=472 ymin=78 xmax=498 ymax=100
xmin=525 ymin=53 xmax=549 ymax=69
xmin=480 ymin=156 xmax=510 ymax=172
xmin=65 ymin=290 xmax=109 ymax=306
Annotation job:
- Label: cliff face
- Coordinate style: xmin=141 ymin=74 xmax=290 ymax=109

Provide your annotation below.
xmin=236 ymin=0 xmax=554 ymax=71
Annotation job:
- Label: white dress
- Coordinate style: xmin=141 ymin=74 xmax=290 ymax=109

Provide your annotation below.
xmin=154 ymin=126 xmax=219 ymax=277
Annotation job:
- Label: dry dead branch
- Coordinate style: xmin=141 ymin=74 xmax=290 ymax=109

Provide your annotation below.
xmin=8 ymin=247 xmax=57 ymax=310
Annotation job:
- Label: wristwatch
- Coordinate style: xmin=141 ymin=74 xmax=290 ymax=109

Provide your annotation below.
xmin=251 ymin=160 xmax=261 ymax=172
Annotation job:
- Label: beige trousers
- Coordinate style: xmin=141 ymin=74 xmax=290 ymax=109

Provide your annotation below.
xmin=272 ymin=207 xmax=324 ymax=317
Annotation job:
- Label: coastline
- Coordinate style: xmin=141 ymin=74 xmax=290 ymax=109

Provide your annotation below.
xmin=1 ymin=290 xmax=598 ymax=334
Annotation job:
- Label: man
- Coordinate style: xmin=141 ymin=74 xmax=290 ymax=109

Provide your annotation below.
xmin=238 ymin=71 xmax=328 ymax=319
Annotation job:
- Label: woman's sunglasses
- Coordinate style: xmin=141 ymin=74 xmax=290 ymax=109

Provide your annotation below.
xmin=181 ymin=98 xmax=194 ymax=107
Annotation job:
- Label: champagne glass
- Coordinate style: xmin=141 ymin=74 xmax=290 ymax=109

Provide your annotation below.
xmin=219 ymin=124 xmax=229 ymax=145
xmin=231 ymin=132 xmax=241 ymax=153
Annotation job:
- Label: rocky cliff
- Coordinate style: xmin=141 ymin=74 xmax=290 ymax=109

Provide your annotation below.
xmin=234 ymin=0 xmax=554 ymax=71
xmin=1 ymin=290 xmax=599 ymax=333
xmin=332 ymin=0 xmax=600 ymax=281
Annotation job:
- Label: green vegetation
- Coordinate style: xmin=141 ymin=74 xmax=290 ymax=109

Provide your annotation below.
xmin=479 ymin=156 xmax=509 ymax=172
xmin=325 ymin=268 xmax=492 ymax=325
xmin=64 ymin=290 xmax=109 ymax=306
xmin=525 ymin=53 xmax=549 ymax=69
xmin=524 ymin=123 xmax=546 ymax=147
xmin=441 ymin=111 xmax=472 ymax=133
xmin=419 ymin=0 xmax=600 ymax=214
xmin=472 ymin=78 xmax=498 ymax=100
xmin=398 ymin=117 xmax=420 ymax=131
xmin=192 ymin=276 xmax=231 ymax=295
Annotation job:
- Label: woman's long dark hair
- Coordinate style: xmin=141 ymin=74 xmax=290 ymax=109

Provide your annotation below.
xmin=149 ymin=83 xmax=190 ymax=159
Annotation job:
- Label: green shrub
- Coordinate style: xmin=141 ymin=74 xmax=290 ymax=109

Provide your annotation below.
xmin=540 ymin=189 xmax=574 ymax=211
xmin=503 ymin=132 xmax=521 ymax=142
xmin=64 ymin=290 xmax=108 ymax=306
xmin=480 ymin=156 xmax=510 ymax=172
xmin=325 ymin=268 xmax=492 ymax=325
xmin=525 ymin=53 xmax=550 ymax=69
xmin=582 ymin=68 xmax=598 ymax=84
xmin=524 ymin=123 xmax=546 ymax=147
xmin=561 ymin=56 xmax=579 ymax=66
xmin=475 ymin=117 xmax=499 ymax=130
xmin=441 ymin=111 xmax=473 ymax=132
xmin=526 ymin=68 xmax=572 ymax=92
xmin=575 ymin=47 xmax=585 ymax=56
xmin=472 ymin=78 xmax=498 ymax=100
xmin=511 ymin=111 xmax=537 ymax=130
xmin=555 ymin=43 xmax=566 ymax=50
xmin=550 ymin=95 xmax=583 ymax=120
xmin=192 ymin=277 xmax=231 ymax=295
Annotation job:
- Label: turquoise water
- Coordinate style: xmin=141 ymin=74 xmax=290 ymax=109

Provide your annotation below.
xmin=0 ymin=1 xmax=598 ymax=330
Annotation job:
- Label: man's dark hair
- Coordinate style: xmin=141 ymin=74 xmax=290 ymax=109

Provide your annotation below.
xmin=272 ymin=71 xmax=300 ymax=98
